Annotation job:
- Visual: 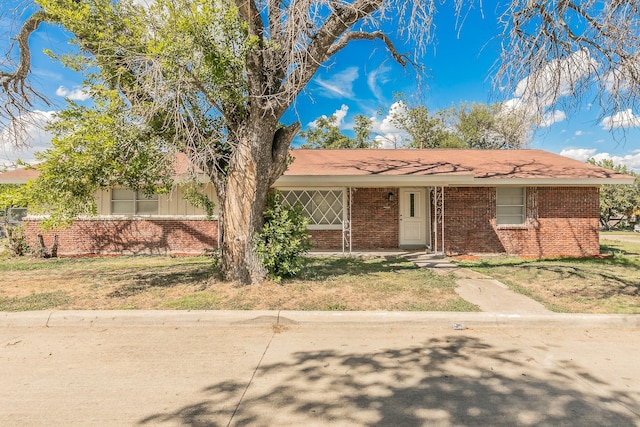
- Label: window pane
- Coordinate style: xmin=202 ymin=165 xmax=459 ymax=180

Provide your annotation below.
xmin=112 ymin=188 xmax=134 ymax=201
xmin=136 ymin=201 xmax=158 ymax=215
xmin=112 ymin=201 xmax=134 ymax=214
xmin=496 ymin=187 xmax=525 ymax=225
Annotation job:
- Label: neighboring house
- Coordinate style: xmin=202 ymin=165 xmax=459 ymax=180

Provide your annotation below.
xmin=0 ymin=149 xmax=634 ymax=257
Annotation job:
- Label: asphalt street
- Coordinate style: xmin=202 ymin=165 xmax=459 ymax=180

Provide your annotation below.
xmin=1 ymin=311 xmax=639 ymax=426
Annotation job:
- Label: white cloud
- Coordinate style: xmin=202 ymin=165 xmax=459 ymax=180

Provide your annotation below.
xmin=367 ymin=63 xmax=391 ymax=103
xmin=560 ymin=148 xmax=597 ymax=162
xmin=369 ymin=101 xmax=409 ymax=148
xmin=314 ymin=67 xmax=359 ymax=99
xmin=0 ymin=111 xmax=56 ymax=167
xmin=506 ymin=49 xmax=597 ymax=128
xmin=308 ymin=104 xmax=350 ymax=128
xmin=56 ymin=85 xmax=91 ymax=101
xmin=514 ymin=49 xmax=597 ymax=108
xmin=575 ymin=130 xmax=584 ymax=136
xmin=600 ymin=109 xmax=640 ymax=130
xmin=539 ymin=110 xmax=567 ymax=127
xmin=561 ymin=147 xmax=640 ymax=173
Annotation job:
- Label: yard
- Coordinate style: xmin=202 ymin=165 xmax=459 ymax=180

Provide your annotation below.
xmin=453 ymin=231 xmax=640 ymax=314
xmin=0 ymin=252 xmax=477 ymax=312
xmin=0 ymin=232 xmax=638 ymax=314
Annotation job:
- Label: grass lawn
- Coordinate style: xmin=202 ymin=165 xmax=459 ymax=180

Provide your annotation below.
xmin=453 ymin=233 xmax=640 ymax=314
xmin=0 ymin=251 xmax=478 ymax=312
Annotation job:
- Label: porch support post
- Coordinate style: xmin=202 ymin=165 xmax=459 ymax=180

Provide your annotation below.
xmin=441 ymin=186 xmax=445 ymax=255
xmin=432 ymin=186 xmax=445 ymax=255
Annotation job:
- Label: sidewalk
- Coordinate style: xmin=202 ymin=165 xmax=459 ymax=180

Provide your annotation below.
xmin=403 ymin=253 xmax=552 ymax=314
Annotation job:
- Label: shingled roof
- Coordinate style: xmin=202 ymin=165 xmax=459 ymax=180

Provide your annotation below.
xmin=275 ymin=149 xmax=635 ymax=186
xmin=1 ymin=149 xmax=635 ymax=186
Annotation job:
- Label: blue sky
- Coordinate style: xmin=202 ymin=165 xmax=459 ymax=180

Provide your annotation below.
xmin=1 ymin=2 xmax=639 ymax=172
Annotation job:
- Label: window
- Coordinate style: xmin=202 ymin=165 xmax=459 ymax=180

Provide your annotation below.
xmin=280 ymin=190 xmax=343 ymax=229
xmin=111 ymin=189 xmax=159 ymax=215
xmin=496 ymin=187 xmax=525 ymax=225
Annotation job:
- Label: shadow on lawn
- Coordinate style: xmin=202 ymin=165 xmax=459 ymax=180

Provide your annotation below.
xmin=107 ymin=264 xmax=213 ymax=298
xmin=138 ymin=335 xmax=638 ymax=426
xmin=293 ymin=256 xmax=418 ymax=281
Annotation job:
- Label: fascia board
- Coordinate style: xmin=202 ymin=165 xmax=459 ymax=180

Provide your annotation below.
xmin=275 ymin=175 xmax=636 ymax=187
xmin=274 ymin=174 xmax=475 ymax=187
xmin=477 ymin=177 xmax=636 ymax=186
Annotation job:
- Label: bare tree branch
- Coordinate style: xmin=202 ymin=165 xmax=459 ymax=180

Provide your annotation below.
xmin=327 ymin=30 xmax=409 ymax=66
xmin=0 ymin=10 xmax=49 ymax=124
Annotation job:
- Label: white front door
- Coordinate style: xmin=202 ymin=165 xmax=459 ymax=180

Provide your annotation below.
xmin=399 ymin=188 xmax=427 ymax=248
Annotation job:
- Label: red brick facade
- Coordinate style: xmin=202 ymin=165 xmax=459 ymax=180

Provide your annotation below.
xmin=22 ymin=186 xmax=600 ymax=258
xmin=23 ymin=218 xmax=218 ymax=256
xmin=443 ymin=186 xmax=600 ymax=257
xmin=308 ymin=187 xmax=399 ymax=250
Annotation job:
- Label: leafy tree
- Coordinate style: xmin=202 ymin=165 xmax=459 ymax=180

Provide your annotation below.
xmin=587 ymin=158 xmax=640 ymax=230
xmin=300 ymin=115 xmax=353 ymax=149
xmin=3 ymin=1 xmax=640 ymax=283
xmin=300 ymin=113 xmax=374 ymax=149
xmin=444 ymin=102 xmax=531 ymax=149
xmin=1 ymin=0 xmax=433 ymax=284
xmin=389 ymin=102 xmax=463 ymax=149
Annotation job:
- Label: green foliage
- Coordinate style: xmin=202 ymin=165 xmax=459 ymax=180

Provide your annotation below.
xmin=300 ymin=113 xmax=375 ymax=149
xmin=444 ymin=102 xmax=531 ymax=149
xmin=386 ymin=97 xmax=530 ymax=149
xmin=254 ymin=191 xmax=312 ymax=282
xmin=22 ymin=91 xmax=173 ymax=229
xmin=182 ymin=183 xmax=216 ymax=218
xmin=588 ymin=158 xmax=640 ymax=229
xmin=389 ymin=101 xmax=462 ymax=148
xmin=0 ymin=184 xmax=29 ymax=212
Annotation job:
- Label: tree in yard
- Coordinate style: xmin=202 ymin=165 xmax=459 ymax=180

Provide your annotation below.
xmin=0 ymin=0 xmax=437 ymax=284
xmin=3 ymin=1 xmax=640 ymax=284
xmin=383 ymin=99 xmax=529 ymax=149
xmin=388 ymin=101 xmax=463 ymax=149
xmin=443 ymin=102 xmax=532 ymax=149
xmin=587 ymin=158 xmax=640 ymax=230
xmin=299 ymin=112 xmax=374 ymax=149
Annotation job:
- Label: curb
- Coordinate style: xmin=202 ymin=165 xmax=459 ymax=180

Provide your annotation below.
xmin=1 ymin=310 xmax=639 ymax=328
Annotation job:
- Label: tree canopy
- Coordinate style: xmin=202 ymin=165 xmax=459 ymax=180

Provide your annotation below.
xmin=588 ymin=158 xmax=640 ymax=229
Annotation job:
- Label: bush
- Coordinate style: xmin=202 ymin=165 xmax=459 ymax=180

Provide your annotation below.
xmin=254 ymin=191 xmax=312 ymax=282
xmin=6 ymin=225 xmax=29 ymax=256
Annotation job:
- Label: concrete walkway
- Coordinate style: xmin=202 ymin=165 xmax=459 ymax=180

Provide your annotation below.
xmin=403 ymin=253 xmax=552 ymax=314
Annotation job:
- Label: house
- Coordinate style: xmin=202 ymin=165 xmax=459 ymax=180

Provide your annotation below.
xmin=1 ymin=149 xmax=634 ymax=257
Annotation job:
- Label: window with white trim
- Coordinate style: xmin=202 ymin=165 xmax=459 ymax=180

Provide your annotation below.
xmin=111 ymin=189 xmax=159 ymax=215
xmin=280 ymin=190 xmax=344 ymax=229
xmin=496 ymin=187 xmax=525 ymax=225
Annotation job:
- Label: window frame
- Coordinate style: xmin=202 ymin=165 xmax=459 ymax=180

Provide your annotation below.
xmin=110 ymin=188 xmax=159 ymax=216
xmin=496 ymin=187 xmax=526 ymax=226
xmin=278 ymin=188 xmax=345 ymax=230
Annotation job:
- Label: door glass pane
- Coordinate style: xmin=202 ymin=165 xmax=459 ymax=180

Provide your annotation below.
xmin=409 ymin=193 xmax=415 ymax=217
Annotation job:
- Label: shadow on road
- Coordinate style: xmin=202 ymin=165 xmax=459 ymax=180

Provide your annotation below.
xmin=139 ymin=335 xmax=638 ymax=426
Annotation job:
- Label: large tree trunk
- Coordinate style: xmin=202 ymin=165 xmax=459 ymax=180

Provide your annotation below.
xmin=216 ymin=119 xmax=297 ymax=285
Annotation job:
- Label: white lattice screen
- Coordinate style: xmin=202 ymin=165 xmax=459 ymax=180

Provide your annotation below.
xmin=280 ymin=190 xmax=343 ymax=226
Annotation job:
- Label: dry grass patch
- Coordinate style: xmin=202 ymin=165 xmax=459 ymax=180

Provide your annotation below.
xmin=453 ymin=236 xmax=640 ymax=314
xmin=0 ymin=253 xmax=478 ymax=312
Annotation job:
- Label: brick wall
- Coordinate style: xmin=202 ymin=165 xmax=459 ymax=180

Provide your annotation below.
xmin=444 ymin=186 xmax=600 ymax=257
xmin=308 ymin=188 xmax=399 ymax=250
xmin=23 ymin=218 xmax=218 ymax=256
xmin=351 ymin=187 xmax=399 ymax=249
xmin=21 ymin=186 xmax=600 ymax=258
